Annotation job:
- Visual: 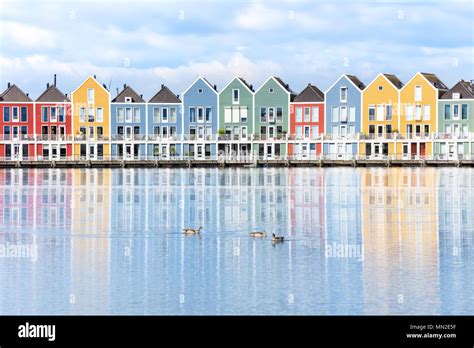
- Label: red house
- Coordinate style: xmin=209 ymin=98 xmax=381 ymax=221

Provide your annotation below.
xmin=35 ymin=76 xmax=72 ymax=159
xmin=289 ymin=84 xmax=325 ymax=159
xmin=0 ymin=83 xmax=35 ymax=159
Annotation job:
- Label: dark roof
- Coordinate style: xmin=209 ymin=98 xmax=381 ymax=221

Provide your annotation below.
xmin=202 ymin=77 xmax=218 ymax=92
xmin=274 ymin=77 xmax=295 ymax=94
xmin=346 ymin=75 xmax=365 ymax=90
xmin=0 ymin=84 xmax=32 ymax=102
xmin=36 ymin=84 xmax=69 ymax=102
xmin=383 ymin=74 xmax=404 ymax=89
xmin=149 ymin=85 xmax=181 ymax=103
xmin=112 ymin=85 xmax=144 ymax=103
xmin=293 ymin=84 xmax=324 ymax=103
xmin=420 ymin=73 xmax=449 ymax=97
xmin=441 ymin=80 xmax=474 ymax=99
xmin=237 ymin=77 xmax=254 ymax=92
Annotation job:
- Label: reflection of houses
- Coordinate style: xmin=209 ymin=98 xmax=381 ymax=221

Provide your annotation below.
xmin=360 ymin=168 xmax=439 ymax=313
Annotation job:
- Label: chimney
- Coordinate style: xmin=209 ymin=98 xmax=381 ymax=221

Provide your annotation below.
xmin=54 ymin=74 xmax=57 ymax=86
xmin=176 ymin=94 xmax=179 ymax=99
xmin=26 ymin=93 xmax=29 ymax=97
xmin=470 ymin=79 xmax=474 ymax=85
xmin=213 ymin=84 xmax=217 ymax=91
xmin=116 ymin=88 xmax=119 ymax=96
xmin=103 ymin=83 xmax=107 ymax=89
xmin=250 ymin=85 xmax=253 ymax=91
xmin=94 ymin=75 xmax=96 ymax=79
xmin=47 ymin=83 xmax=50 ymax=89
xmin=123 ymin=84 xmax=126 ymax=89
xmin=286 ymin=84 xmax=289 ymax=89
xmin=161 ymin=84 xmax=164 ymax=89
xmin=7 ymin=82 xmax=10 ymax=88
xmin=140 ymin=94 xmax=143 ymax=99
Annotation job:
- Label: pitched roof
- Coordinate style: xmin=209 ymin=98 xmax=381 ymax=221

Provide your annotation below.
xmin=441 ymin=79 xmax=474 ymax=99
xmin=420 ymin=72 xmax=449 ymax=97
xmin=346 ymin=75 xmax=365 ymax=90
xmin=383 ymin=74 xmax=404 ymax=89
xmin=112 ymin=85 xmax=144 ymax=103
xmin=149 ymin=85 xmax=181 ymax=103
xmin=293 ymin=83 xmax=324 ymax=103
xmin=36 ymin=84 xmax=69 ymax=102
xmin=237 ymin=77 xmax=254 ymax=92
xmin=0 ymin=84 xmax=32 ymax=102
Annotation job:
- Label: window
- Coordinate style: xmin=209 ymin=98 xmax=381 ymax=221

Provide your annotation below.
xmin=162 ymin=108 xmax=168 ymax=122
xmin=445 ymin=124 xmax=451 ymax=134
xmin=296 ymin=107 xmax=302 ymax=122
xmin=269 ymin=88 xmax=274 ymax=93
xmin=423 ymin=105 xmax=430 ymax=121
xmin=406 ymin=105 xmax=413 ymax=121
xmin=452 ymin=104 xmax=459 ymax=120
xmin=170 ymin=108 xmax=177 ymax=123
xmin=332 ymin=125 xmax=339 ymax=136
xmin=386 ymin=105 xmax=392 ymax=121
xmin=50 ymin=107 xmax=56 ymax=122
xmin=21 ymin=126 xmax=27 ymax=135
xmin=296 ymin=126 xmax=302 ymax=139
xmin=224 ymin=107 xmax=231 ymax=123
xmin=242 ymin=126 xmax=247 ymax=139
xmin=268 ymin=108 xmax=275 ymax=122
xmin=12 ymin=107 xmax=19 ymax=122
xmin=117 ymin=126 xmax=124 ymax=137
xmin=414 ymin=85 xmax=422 ymax=101
xmin=21 ymin=107 xmax=27 ymax=122
xmin=153 ymin=108 xmax=160 ymax=123
xmin=312 ymin=126 xmax=318 ymax=139
xmin=79 ymin=107 xmax=86 ymax=122
xmin=378 ymin=86 xmax=383 ymax=91
xmin=198 ymin=88 xmax=203 ymax=93
xmin=376 ymin=105 xmax=384 ymax=121
xmin=303 ymin=107 xmax=310 ymax=122
xmin=117 ymin=108 xmax=124 ymax=123
xmin=276 ymin=107 xmax=283 ymax=122
xmin=4 ymin=126 xmax=10 ymax=139
xmin=3 ymin=107 xmax=10 ymax=122
xmin=415 ymin=105 xmax=422 ymax=120
xmin=205 ymin=107 xmax=212 ymax=122
xmin=154 ymin=126 xmax=160 ymax=135
xmin=369 ymin=125 xmax=375 ymax=134
xmin=125 ymin=97 xmax=132 ymax=103
xmin=124 ymin=107 xmax=132 ymax=122
xmin=368 ymin=106 xmax=375 ymax=121
xmin=312 ymin=107 xmax=319 ymax=122
xmin=232 ymin=107 xmax=239 ymax=123
xmin=133 ymin=108 xmax=140 ymax=123
xmin=304 ymin=126 xmax=310 ymax=138
xmin=444 ymin=104 xmax=451 ymax=120
xmin=232 ymin=89 xmax=239 ymax=104
xmin=461 ymin=104 xmax=468 ymax=120
xmin=96 ymin=107 xmax=103 ymax=122
xmin=87 ymin=88 xmax=94 ymax=103
xmin=197 ymin=107 xmax=204 ymax=122
xmin=332 ymin=106 xmax=339 ymax=122
xmin=349 ymin=106 xmax=356 ymax=122
xmin=189 ymin=107 xmax=196 ymax=123
xmin=41 ymin=107 xmax=48 ymax=122
xmin=58 ymin=107 xmax=65 ymax=122
xmin=340 ymin=87 xmax=347 ymax=102
xmin=260 ymin=107 xmax=267 ymax=122
xmin=241 ymin=107 xmax=248 ymax=123
xmin=88 ymin=107 xmax=94 ymax=122
xmin=340 ymin=106 xmax=348 ymax=122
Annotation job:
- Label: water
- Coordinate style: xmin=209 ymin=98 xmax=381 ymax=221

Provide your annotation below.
xmin=0 ymin=167 xmax=473 ymax=315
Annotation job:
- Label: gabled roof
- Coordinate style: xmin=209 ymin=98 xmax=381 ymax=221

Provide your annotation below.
xmin=149 ymin=85 xmax=181 ymax=103
xmin=0 ymin=84 xmax=32 ymax=102
xmin=383 ymin=74 xmax=404 ymax=89
xmin=36 ymin=84 xmax=69 ymax=102
xmin=182 ymin=76 xmax=218 ymax=96
xmin=346 ymin=75 xmax=366 ymax=90
xmin=71 ymin=75 xmax=110 ymax=97
xmin=402 ymin=72 xmax=449 ymax=98
xmin=256 ymin=76 xmax=297 ymax=100
xmin=219 ymin=76 xmax=254 ymax=95
xmin=237 ymin=77 xmax=254 ymax=92
xmin=441 ymin=79 xmax=474 ymax=99
xmin=293 ymin=83 xmax=324 ymax=103
xmin=112 ymin=85 xmax=144 ymax=103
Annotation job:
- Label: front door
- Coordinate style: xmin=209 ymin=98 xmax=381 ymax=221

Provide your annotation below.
xmin=420 ymin=143 xmax=426 ymax=158
xmin=411 ymin=143 xmax=417 ymax=159
xmin=266 ymin=144 xmax=273 ymax=158
xmin=51 ymin=145 xmax=59 ymax=160
xmin=196 ymin=145 xmax=203 ymax=159
xmin=301 ymin=144 xmax=308 ymax=159
xmin=89 ymin=144 xmax=96 ymax=160
xmin=161 ymin=145 xmax=168 ymax=159
xmin=125 ymin=144 xmax=132 ymax=159
xmin=125 ymin=127 xmax=132 ymax=141
xmin=13 ymin=144 xmax=21 ymax=160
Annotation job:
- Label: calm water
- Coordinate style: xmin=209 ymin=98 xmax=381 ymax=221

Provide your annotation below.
xmin=0 ymin=167 xmax=473 ymax=315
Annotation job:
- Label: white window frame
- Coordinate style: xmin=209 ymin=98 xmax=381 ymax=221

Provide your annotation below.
xmin=303 ymin=107 xmax=310 ymax=122
xmin=12 ymin=107 xmax=19 ymax=122
xmin=232 ymin=106 xmax=239 ymax=123
xmin=197 ymin=107 xmax=204 ymax=122
xmin=423 ymin=105 xmax=430 ymax=121
xmin=349 ymin=106 xmax=356 ymax=122
xmin=332 ymin=106 xmax=339 ymax=122
xmin=117 ymin=108 xmax=124 ymax=123
xmin=232 ymin=89 xmax=239 ymax=104
xmin=79 ymin=107 xmax=86 ymax=122
xmin=169 ymin=107 xmax=176 ymax=123
xmin=296 ymin=107 xmax=302 ymax=122
xmin=414 ymin=85 xmax=422 ymax=102
xmin=50 ymin=107 xmax=57 ymax=122
xmin=406 ymin=105 xmax=413 ymax=121
xmin=340 ymin=106 xmax=348 ymax=122
xmin=240 ymin=107 xmax=248 ymax=123
xmin=224 ymin=107 xmax=232 ymax=123
xmin=153 ymin=108 xmax=160 ymax=123
xmin=125 ymin=107 xmax=132 ymax=123
xmin=340 ymin=87 xmax=348 ymax=103
xmin=162 ymin=107 xmax=169 ymax=123
xmin=312 ymin=106 xmax=319 ymax=122
xmin=368 ymin=105 xmax=375 ymax=121
xmin=96 ymin=107 xmax=103 ymax=122
xmin=268 ymin=107 xmax=275 ymax=123
xmin=87 ymin=88 xmax=94 ymax=104
xmin=452 ymin=104 xmax=460 ymax=120
xmin=376 ymin=104 xmax=384 ymax=121
xmin=415 ymin=104 xmax=422 ymax=121
xmin=133 ymin=108 xmax=140 ymax=123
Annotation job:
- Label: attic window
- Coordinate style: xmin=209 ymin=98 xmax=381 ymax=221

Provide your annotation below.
xmin=198 ymin=88 xmax=203 ymax=93
xmin=378 ymin=86 xmax=383 ymax=91
xmin=452 ymin=93 xmax=460 ymax=99
xmin=269 ymin=88 xmax=274 ymax=93
xmin=125 ymin=97 xmax=132 ymax=103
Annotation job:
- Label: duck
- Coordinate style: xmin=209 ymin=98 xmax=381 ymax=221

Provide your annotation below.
xmin=183 ymin=226 xmax=202 ymax=235
xmin=250 ymin=231 xmax=267 ymax=238
xmin=272 ymin=233 xmax=284 ymax=243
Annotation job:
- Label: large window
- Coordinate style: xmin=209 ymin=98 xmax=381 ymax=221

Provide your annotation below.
xmin=386 ymin=105 xmax=392 ymax=121
xmin=304 ymin=107 xmax=310 ymax=122
xmin=260 ymin=107 xmax=267 ymax=122
xmin=197 ymin=107 xmax=204 ymax=122
xmin=170 ymin=107 xmax=177 ymax=123
xmin=268 ymin=107 xmax=275 ymax=122
xmin=340 ymin=87 xmax=348 ymax=102
xmin=79 ymin=107 xmax=86 ymax=122
xmin=444 ymin=104 xmax=451 ymax=120
xmin=42 ymin=107 xmax=48 ymax=122
xmin=312 ymin=126 xmax=318 ymax=139
xmin=276 ymin=107 xmax=283 ymax=123
xmin=21 ymin=107 xmax=28 ymax=122
xmin=232 ymin=89 xmax=239 ymax=104
xmin=241 ymin=107 xmax=248 ymax=123
xmin=340 ymin=106 xmax=348 ymax=122
xmin=87 ymin=88 xmax=94 ymax=103
xmin=406 ymin=105 xmax=413 ymax=121
xmin=423 ymin=105 xmax=430 ymax=121
xmin=224 ymin=107 xmax=231 ymax=123
xmin=349 ymin=106 xmax=356 ymax=122
xmin=232 ymin=107 xmax=239 ymax=123
xmin=312 ymin=106 xmax=319 ymax=122
xmin=96 ymin=107 xmax=103 ymax=122
xmin=88 ymin=107 xmax=94 ymax=122
xmin=133 ymin=108 xmax=140 ymax=123
xmin=117 ymin=108 xmax=124 ymax=123
xmin=461 ymin=104 xmax=468 ymax=120
xmin=415 ymin=105 xmax=422 ymax=120
xmin=332 ymin=107 xmax=339 ymax=122
xmin=205 ymin=107 xmax=212 ymax=122
xmin=125 ymin=107 xmax=132 ymax=122
xmin=368 ymin=106 xmax=375 ymax=121
xmin=58 ymin=107 xmax=65 ymax=122
xmin=3 ymin=107 xmax=9 ymax=122
xmin=189 ymin=107 xmax=196 ymax=123
xmin=296 ymin=107 xmax=302 ymax=122
xmin=12 ymin=107 xmax=19 ymax=122
xmin=162 ymin=108 xmax=168 ymax=122
xmin=154 ymin=108 xmax=160 ymax=123
xmin=414 ymin=85 xmax=422 ymax=101
xmin=50 ymin=107 xmax=56 ymax=122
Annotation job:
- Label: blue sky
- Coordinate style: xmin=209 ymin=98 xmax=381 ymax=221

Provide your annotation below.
xmin=0 ymin=0 xmax=473 ymax=99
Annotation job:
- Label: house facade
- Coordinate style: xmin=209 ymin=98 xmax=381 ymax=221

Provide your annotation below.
xmin=218 ymin=77 xmax=254 ymax=158
xmin=35 ymin=76 xmax=72 ymax=159
xmin=289 ymin=83 xmax=325 ymax=159
xmin=254 ymin=76 xmax=295 ymax=158
xmin=71 ymin=76 xmax=111 ymax=159
xmin=435 ymin=79 xmax=474 ymax=159
xmin=324 ymin=74 xmax=365 ymax=159
xmin=0 ymin=83 xmax=34 ymax=159
xmin=147 ymin=84 xmax=182 ymax=158
xmin=111 ymin=84 xmax=146 ymax=159
xmin=360 ymin=73 xmax=403 ymax=158
xmin=182 ymin=77 xmax=218 ymax=158
xmin=398 ymin=72 xmax=448 ymax=159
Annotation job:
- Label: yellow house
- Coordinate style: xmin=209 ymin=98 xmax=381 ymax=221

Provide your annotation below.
xmin=398 ymin=72 xmax=448 ymax=159
xmin=71 ymin=76 xmax=110 ymax=159
xmin=360 ymin=73 xmax=403 ymax=158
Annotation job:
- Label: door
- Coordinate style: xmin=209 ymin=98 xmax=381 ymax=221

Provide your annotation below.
xmin=374 ymin=144 xmax=381 ymax=158
xmin=241 ymin=145 xmax=247 ymax=158
xmin=402 ymin=144 xmax=409 ymax=160
xmin=161 ymin=145 xmax=168 ymax=159
xmin=266 ymin=144 xmax=273 ymax=158
xmin=337 ymin=144 xmax=344 ymax=159
xmin=51 ymin=126 xmax=57 ymax=141
xmin=125 ymin=144 xmax=132 ymax=159
xmin=448 ymin=144 xmax=456 ymax=160
xmin=377 ymin=126 xmax=383 ymax=139
xmin=196 ymin=145 xmax=203 ymax=159
xmin=13 ymin=144 xmax=21 ymax=160
xmin=125 ymin=126 xmax=132 ymax=141
xmin=89 ymin=145 xmax=96 ymax=160
xmin=419 ymin=143 xmax=426 ymax=158
xmin=301 ymin=144 xmax=308 ymax=159
xmin=51 ymin=145 xmax=59 ymax=160
xmin=411 ymin=143 xmax=417 ymax=159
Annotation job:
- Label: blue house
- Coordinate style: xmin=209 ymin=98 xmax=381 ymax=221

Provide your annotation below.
xmin=147 ymin=85 xmax=182 ymax=158
xmin=111 ymin=84 xmax=147 ymax=159
xmin=324 ymin=74 xmax=365 ymax=159
xmin=182 ymin=77 xmax=218 ymax=158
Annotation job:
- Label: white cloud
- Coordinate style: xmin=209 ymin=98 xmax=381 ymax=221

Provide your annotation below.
xmin=0 ymin=20 xmax=57 ymax=49
xmin=234 ymin=3 xmax=288 ymax=30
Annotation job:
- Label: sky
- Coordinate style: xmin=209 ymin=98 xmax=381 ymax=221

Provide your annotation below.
xmin=0 ymin=0 xmax=473 ymax=99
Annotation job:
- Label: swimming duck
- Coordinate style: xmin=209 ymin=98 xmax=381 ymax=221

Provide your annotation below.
xmin=250 ymin=231 xmax=267 ymax=238
xmin=183 ymin=226 xmax=202 ymax=235
xmin=272 ymin=233 xmax=284 ymax=243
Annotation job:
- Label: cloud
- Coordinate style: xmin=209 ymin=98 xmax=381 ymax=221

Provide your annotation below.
xmin=234 ymin=3 xmax=289 ymax=30
xmin=1 ymin=20 xmax=57 ymax=49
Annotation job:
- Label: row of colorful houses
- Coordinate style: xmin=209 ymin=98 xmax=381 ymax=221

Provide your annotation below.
xmin=1 ymin=73 xmax=473 ymax=161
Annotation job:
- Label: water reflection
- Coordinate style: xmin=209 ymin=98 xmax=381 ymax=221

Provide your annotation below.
xmin=0 ymin=167 xmax=472 ymax=314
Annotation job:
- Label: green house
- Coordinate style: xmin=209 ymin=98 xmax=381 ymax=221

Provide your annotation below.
xmin=254 ymin=76 xmax=296 ymax=158
xmin=435 ymin=80 xmax=474 ymax=159
xmin=217 ymin=77 xmax=254 ymax=157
